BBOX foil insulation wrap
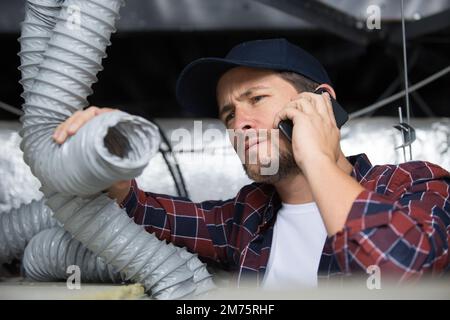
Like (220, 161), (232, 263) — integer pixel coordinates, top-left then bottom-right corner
(1, 117), (449, 212)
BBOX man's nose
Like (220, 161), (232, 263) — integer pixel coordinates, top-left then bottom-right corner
(233, 107), (255, 131)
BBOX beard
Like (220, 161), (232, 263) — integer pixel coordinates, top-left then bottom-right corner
(243, 145), (301, 184)
(229, 128), (301, 184)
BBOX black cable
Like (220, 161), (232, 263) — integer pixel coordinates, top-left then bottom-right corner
(160, 149), (185, 197)
(0, 101), (24, 116)
(150, 120), (189, 199)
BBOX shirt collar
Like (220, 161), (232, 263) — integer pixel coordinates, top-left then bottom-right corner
(260, 153), (373, 226)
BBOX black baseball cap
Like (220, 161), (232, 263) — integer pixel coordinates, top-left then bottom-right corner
(176, 38), (332, 117)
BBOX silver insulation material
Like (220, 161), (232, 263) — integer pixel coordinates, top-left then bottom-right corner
(3, 0), (447, 300)
(139, 119), (252, 201)
(17, 0), (214, 299)
(2, 117), (449, 209)
(140, 117), (450, 200)
(23, 227), (123, 283)
(340, 117), (450, 170)
(0, 199), (59, 264)
(0, 122), (43, 213)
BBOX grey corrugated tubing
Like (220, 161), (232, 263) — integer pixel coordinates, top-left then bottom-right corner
(0, 199), (59, 264)
(18, 0), (215, 299)
(22, 226), (213, 298)
(43, 192), (214, 299)
(22, 227), (123, 283)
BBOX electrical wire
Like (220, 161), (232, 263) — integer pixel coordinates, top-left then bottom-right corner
(401, 0), (413, 160)
(349, 65), (450, 119)
(0, 101), (24, 116)
(151, 120), (189, 199)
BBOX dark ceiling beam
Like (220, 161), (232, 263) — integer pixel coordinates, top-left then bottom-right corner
(388, 7), (450, 44)
(254, 0), (382, 45)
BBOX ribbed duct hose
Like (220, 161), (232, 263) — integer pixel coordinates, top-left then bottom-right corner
(23, 227), (123, 283)
(18, 0), (215, 299)
(18, 0), (64, 94)
(0, 199), (59, 264)
(43, 192), (215, 299)
(22, 227), (214, 299)
(19, 0), (158, 195)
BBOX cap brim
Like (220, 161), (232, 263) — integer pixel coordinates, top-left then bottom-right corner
(176, 58), (289, 117)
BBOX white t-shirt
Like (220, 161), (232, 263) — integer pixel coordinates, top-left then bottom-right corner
(262, 202), (327, 290)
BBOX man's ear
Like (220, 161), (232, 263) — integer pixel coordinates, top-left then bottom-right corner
(315, 84), (336, 100)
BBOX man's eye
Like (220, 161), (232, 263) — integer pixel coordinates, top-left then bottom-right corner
(251, 95), (266, 103)
(225, 111), (235, 123)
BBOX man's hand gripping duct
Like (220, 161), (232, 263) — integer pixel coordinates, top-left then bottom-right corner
(18, 0), (215, 299)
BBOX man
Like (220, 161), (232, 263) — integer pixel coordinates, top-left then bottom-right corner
(53, 39), (450, 289)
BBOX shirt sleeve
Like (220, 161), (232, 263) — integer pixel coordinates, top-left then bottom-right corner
(331, 175), (450, 280)
(119, 179), (236, 267)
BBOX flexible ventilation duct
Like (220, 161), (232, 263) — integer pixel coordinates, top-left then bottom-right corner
(43, 192), (215, 299)
(0, 199), (59, 264)
(23, 227), (123, 283)
(22, 227), (214, 298)
(18, 0), (214, 299)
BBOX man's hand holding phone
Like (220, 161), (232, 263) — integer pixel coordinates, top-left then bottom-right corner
(273, 90), (343, 170)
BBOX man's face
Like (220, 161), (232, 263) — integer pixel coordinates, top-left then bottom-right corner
(216, 66), (301, 183)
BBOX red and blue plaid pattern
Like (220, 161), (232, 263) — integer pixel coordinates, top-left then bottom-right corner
(120, 154), (450, 286)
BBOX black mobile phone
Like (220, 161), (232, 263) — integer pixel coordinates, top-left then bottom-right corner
(278, 88), (348, 142)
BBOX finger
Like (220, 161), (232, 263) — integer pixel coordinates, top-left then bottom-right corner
(295, 97), (316, 115)
(53, 122), (65, 141)
(94, 107), (117, 115)
(53, 123), (66, 144)
(53, 125), (68, 144)
(66, 107), (99, 135)
(284, 100), (302, 114)
(285, 96), (313, 113)
(53, 107), (117, 144)
(53, 110), (83, 144)
(273, 106), (303, 129)
(308, 91), (334, 125)
(67, 106), (118, 134)
(53, 113), (76, 140)
(297, 92), (328, 118)
(296, 92), (319, 102)
(310, 93), (332, 125)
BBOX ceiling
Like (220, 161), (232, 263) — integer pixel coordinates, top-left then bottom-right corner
(1, 0), (449, 121)
(1, 0), (449, 32)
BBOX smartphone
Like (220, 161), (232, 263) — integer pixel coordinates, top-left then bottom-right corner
(278, 88), (348, 142)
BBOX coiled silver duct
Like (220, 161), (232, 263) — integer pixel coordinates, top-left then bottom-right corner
(0, 198), (125, 284)
(22, 227), (214, 298)
(19, 0), (158, 195)
(23, 227), (123, 283)
(18, 0), (214, 299)
(0, 199), (59, 264)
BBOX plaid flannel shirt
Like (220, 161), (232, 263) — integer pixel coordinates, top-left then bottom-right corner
(120, 154), (450, 286)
